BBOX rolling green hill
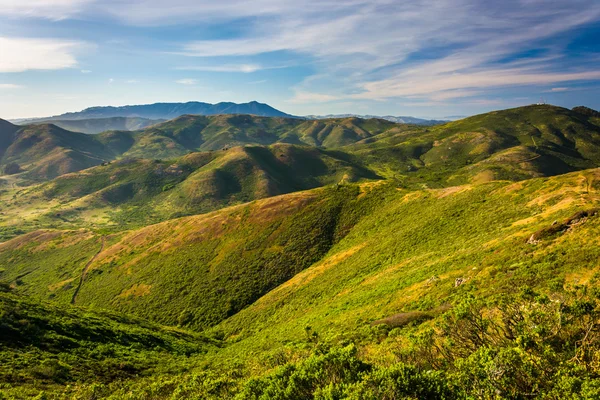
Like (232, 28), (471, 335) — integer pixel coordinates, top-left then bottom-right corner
(0, 144), (377, 237)
(2, 168), (600, 398)
(3, 167), (599, 329)
(0, 123), (114, 181)
(2, 105), (600, 398)
(0, 118), (19, 158)
(0, 115), (396, 182)
(347, 105), (600, 186)
(3, 105), (600, 186)
(97, 114), (398, 157)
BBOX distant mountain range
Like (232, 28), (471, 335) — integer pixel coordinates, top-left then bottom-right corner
(12, 101), (450, 130)
(12, 101), (295, 124)
(305, 114), (448, 125)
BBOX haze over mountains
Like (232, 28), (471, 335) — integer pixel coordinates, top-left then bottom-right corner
(25, 117), (163, 135)
(306, 114), (448, 125)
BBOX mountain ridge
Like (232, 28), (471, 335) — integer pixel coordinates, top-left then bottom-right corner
(13, 101), (296, 123)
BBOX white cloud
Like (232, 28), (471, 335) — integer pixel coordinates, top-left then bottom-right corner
(108, 78), (114, 83)
(354, 69), (600, 100)
(164, 0), (600, 103)
(175, 78), (199, 85)
(175, 64), (262, 73)
(287, 91), (338, 104)
(0, 83), (22, 89)
(80, 69), (92, 73)
(0, 0), (92, 20)
(97, 0), (370, 25)
(547, 87), (569, 92)
(126, 79), (140, 84)
(0, 37), (82, 73)
(429, 90), (482, 101)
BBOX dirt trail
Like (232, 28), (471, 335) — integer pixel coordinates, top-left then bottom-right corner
(71, 236), (105, 305)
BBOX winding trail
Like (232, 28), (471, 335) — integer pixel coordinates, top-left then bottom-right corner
(71, 236), (105, 305)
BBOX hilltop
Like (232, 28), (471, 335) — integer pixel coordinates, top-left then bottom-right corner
(347, 104), (600, 185)
(2, 105), (600, 230)
(0, 123), (112, 180)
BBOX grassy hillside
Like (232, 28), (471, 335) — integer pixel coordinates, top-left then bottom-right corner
(0, 118), (19, 159)
(3, 105), (600, 187)
(0, 124), (113, 181)
(0, 185), (374, 329)
(0, 115), (396, 183)
(99, 115), (398, 157)
(0, 144), (377, 238)
(0, 287), (215, 398)
(347, 105), (600, 186)
(2, 105), (600, 398)
(2, 168), (600, 398)
(2, 167), (599, 332)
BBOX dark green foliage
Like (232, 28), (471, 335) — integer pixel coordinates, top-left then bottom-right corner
(528, 208), (599, 242)
(237, 345), (371, 399)
(573, 106), (600, 118)
(3, 162), (21, 175)
(0, 291), (214, 393)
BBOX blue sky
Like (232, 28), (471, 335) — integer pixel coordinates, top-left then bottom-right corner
(0, 0), (599, 119)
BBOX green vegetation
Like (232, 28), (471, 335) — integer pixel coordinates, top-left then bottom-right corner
(1, 105), (600, 398)
(0, 144), (377, 237)
(346, 105), (600, 185)
(0, 287), (216, 398)
(0, 115), (395, 183)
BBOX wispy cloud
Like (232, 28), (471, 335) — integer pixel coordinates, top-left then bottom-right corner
(0, 37), (83, 73)
(0, 83), (22, 89)
(175, 78), (199, 85)
(354, 69), (600, 100)
(287, 91), (338, 104)
(0, 0), (92, 20)
(80, 69), (92, 74)
(160, 0), (600, 103)
(175, 64), (262, 73)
